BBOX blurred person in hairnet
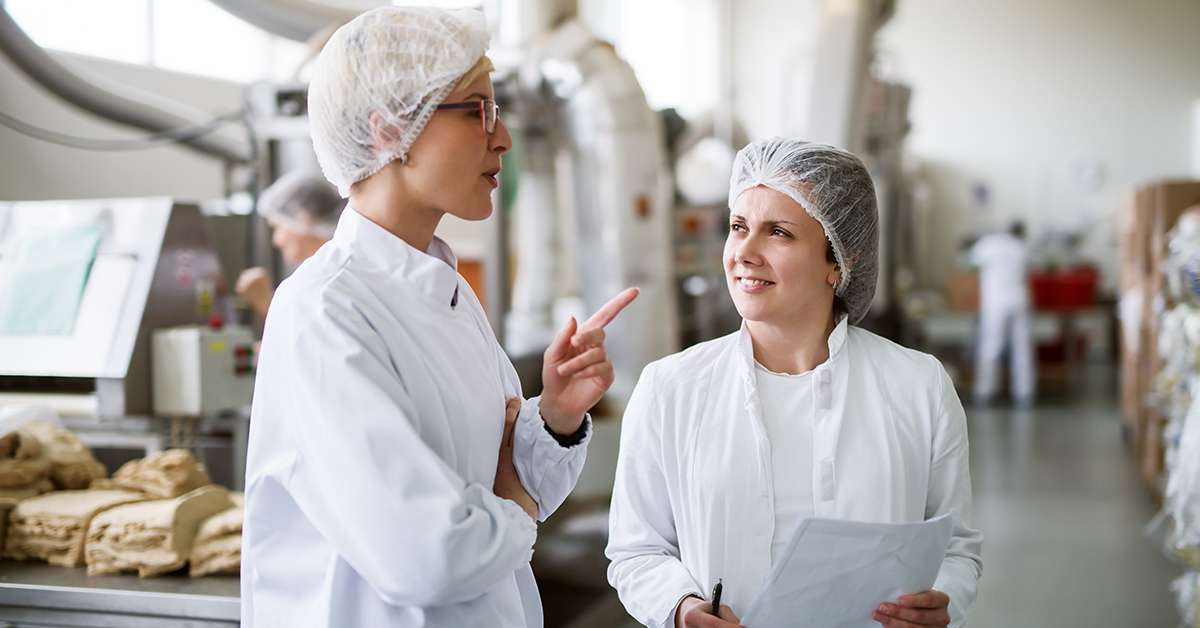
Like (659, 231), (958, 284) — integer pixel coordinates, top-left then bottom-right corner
(234, 170), (346, 319)
(240, 7), (638, 628)
(606, 138), (982, 628)
(969, 221), (1034, 408)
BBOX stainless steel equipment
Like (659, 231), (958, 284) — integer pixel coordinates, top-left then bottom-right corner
(499, 17), (679, 406)
(153, 325), (256, 417)
(0, 198), (234, 418)
(0, 562), (238, 628)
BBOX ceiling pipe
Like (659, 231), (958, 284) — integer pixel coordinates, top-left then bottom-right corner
(206, 0), (374, 42)
(0, 5), (252, 163)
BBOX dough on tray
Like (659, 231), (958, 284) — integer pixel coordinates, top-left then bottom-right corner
(0, 420), (106, 492)
(16, 421), (106, 490)
(0, 457), (51, 489)
(91, 449), (211, 499)
(189, 494), (243, 577)
(86, 485), (234, 578)
(4, 489), (149, 567)
(0, 478), (55, 502)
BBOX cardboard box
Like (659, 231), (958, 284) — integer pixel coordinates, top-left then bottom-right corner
(1118, 180), (1200, 499)
(945, 269), (979, 312)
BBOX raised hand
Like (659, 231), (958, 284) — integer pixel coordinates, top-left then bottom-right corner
(236, 267), (274, 318)
(539, 287), (639, 435)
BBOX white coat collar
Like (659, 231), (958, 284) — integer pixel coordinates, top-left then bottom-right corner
(737, 313), (850, 416)
(333, 206), (460, 309)
(736, 313), (850, 378)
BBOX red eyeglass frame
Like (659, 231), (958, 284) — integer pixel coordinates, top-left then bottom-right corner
(434, 99), (499, 135)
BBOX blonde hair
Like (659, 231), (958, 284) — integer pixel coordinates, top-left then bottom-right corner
(454, 55), (495, 92)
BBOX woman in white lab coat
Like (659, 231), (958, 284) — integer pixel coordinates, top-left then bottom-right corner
(606, 138), (982, 628)
(241, 7), (636, 628)
(234, 169), (346, 319)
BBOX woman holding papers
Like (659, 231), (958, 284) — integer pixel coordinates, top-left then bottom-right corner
(606, 138), (982, 628)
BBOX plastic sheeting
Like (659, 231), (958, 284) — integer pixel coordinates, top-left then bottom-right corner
(0, 222), (103, 336)
(1149, 209), (1200, 626)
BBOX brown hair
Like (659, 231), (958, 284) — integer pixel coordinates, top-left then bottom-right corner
(826, 239), (847, 317)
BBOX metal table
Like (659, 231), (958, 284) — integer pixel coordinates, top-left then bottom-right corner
(0, 563), (238, 628)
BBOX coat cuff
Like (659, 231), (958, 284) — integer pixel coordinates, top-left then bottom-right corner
(513, 396), (591, 521)
(515, 397), (593, 466)
(659, 590), (702, 628)
(544, 415), (591, 447)
(494, 493), (538, 565)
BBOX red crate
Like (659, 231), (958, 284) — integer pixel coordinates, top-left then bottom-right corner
(1029, 266), (1098, 310)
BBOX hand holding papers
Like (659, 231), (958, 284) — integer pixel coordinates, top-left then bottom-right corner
(740, 514), (954, 628)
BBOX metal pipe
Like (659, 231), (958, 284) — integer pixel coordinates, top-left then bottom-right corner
(0, 5), (252, 163)
(206, 0), (369, 42)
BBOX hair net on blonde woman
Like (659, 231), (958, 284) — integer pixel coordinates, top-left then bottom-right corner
(728, 137), (880, 324)
(308, 6), (491, 197)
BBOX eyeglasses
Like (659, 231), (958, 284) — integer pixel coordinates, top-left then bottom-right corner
(434, 99), (500, 135)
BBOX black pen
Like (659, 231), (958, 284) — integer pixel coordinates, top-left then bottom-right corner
(710, 578), (723, 616)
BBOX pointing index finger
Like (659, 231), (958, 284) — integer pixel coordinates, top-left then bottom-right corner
(580, 287), (639, 331)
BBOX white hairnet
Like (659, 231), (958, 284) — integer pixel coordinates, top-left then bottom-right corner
(257, 169), (346, 240)
(728, 137), (880, 324)
(308, 6), (491, 197)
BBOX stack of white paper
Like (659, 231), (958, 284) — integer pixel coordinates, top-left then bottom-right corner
(741, 513), (953, 628)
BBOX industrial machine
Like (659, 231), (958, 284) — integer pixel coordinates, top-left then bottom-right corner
(0, 199), (247, 626)
(499, 14), (679, 405)
(0, 198), (234, 419)
(152, 324), (256, 418)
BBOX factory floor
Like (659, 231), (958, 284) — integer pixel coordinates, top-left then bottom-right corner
(967, 366), (1181, 628)
(541, 365), (1182, 628)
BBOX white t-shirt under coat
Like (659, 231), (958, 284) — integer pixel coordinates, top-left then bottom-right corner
(754, 362), (816, 566)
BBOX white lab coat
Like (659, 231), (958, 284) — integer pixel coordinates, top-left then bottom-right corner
(970, 232), (1034, 402)
(242, 207), (590, 628)
(606, 317), (982, 628)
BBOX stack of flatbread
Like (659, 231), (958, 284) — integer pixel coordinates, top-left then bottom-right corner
(3, 489), (148, 567)
(0, 497), (18, 553)
(20, 421), (107, 490)
(0, 428), (52, 500)
(86, 485), (234, 577)
(189, 492), (243, 577)
(91, 449), (211, 498)
(0, 421), (105, 500)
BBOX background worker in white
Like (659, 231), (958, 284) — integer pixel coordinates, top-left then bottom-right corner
(241, 7), (637, 628)
(606, 138), (982, 628)
(235, 169), (346, 319)
(970, 221), (1035, 407)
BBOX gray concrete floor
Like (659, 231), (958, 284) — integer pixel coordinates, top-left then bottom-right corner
(966, 367), (1183, 628)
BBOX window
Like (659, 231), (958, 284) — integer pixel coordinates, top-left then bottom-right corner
(6, 0), (150, 65)
(580, 0), (719, 119)
(6, 0), (311, 83)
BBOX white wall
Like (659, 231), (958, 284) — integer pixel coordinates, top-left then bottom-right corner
(0, 51), (242, 202)
(876, 0), (1200, 292)
(730, 0), (820, 142)
(580, 0), (819, 139)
